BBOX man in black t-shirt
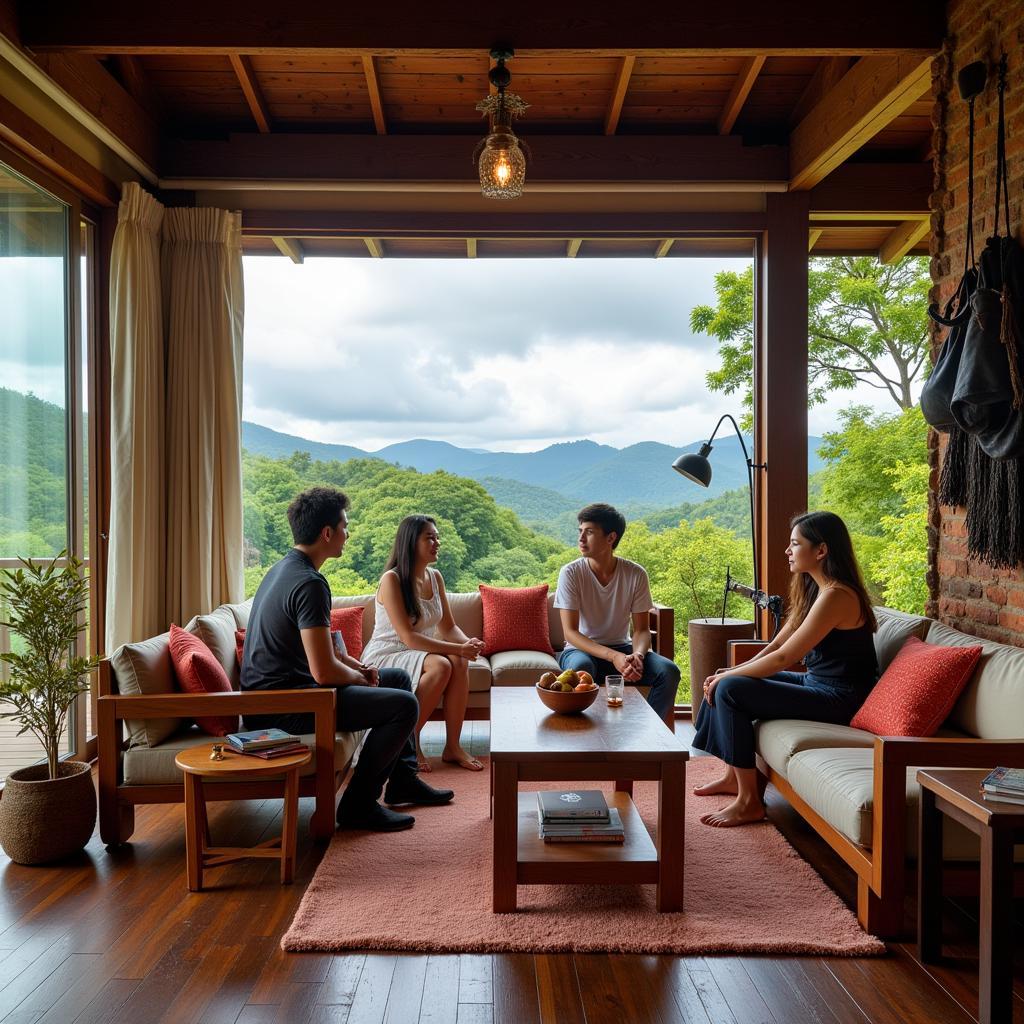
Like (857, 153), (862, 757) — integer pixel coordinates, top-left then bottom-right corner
(241, 487), (453, 832)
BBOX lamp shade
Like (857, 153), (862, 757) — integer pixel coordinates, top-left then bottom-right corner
(672, 449), (713, 487)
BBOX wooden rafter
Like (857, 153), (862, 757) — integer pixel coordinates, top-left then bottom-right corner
(808, 228), (822, 252)
(271, 236), (304, 263)
(566, 239), (583, 257)
(112, 55), (159, 114)
(809, 163), (931, 219)
(789, 56), (853, 126)
(878, 218), (930, 263)
(789, 52), (934, 190)
(603, 55), (635, 136)
(362, 54), (387, 134)
(654, 239), (674, 258)
(19, 3), (946, 54)
(466, 238), (476, 258)
(717, 55), (765, 135)
(228, 53), (271, 133)
(363, 237), (384, 258)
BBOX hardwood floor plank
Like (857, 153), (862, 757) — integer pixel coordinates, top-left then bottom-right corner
(346, 955), (397, 1024)
(418, 955), (459, 1024)
(382, 955), (427, 1024)
(1, 952), (101, 1024)
(318, 956), (366, 1007)
(65, 979), (141, 1024)
(457, 956), (491, 1005)
(739, 959), (836, 1024)
(575, 952), (633, 1022)
(534, 955), (585, 1024)
(492, 955), (539, 1024)
(196, 938), (281, 1024)
(686, 964), (740, 1024)
(609, 954), (681, 1024)
(660, 959), (713, 1024)
(766, 960), (866, 1024)
(704, 957), (776, 1024)
(0, 934), (77, 1020)
(455, 1006), (491, 1024)
(307, 1006), (351, 1024)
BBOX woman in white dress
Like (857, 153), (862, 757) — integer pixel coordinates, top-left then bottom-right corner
(361, 515), (485, 772)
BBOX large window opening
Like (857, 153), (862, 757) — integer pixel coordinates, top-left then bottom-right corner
(0, 160), (93, 780)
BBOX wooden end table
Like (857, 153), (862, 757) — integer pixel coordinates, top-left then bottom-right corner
(917, 769), (1024, 1024)
(490, 687), (688, 913)
(175, 743), (311, 891)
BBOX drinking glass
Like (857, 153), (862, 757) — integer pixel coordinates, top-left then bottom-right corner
(605, 674), (624, 707)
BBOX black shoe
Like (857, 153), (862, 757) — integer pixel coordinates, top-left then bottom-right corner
(336, 801), (415, 832)
(384, 775), (455, 807)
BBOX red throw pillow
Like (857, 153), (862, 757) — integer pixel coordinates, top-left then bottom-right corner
(167, 623), (239, 737)
(479, 583), (554, 657)
(234, 628), (246, 666)
(850, 635), (982, 737)
(330, 606), (365, 659)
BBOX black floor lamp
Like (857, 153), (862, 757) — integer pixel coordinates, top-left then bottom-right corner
(672, 412), (766, 626)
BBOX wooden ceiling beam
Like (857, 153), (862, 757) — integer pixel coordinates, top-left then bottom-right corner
(717, 55), (765, 135)
(603, 55), (634, 136)
(243, 210), (766, 237)
(808, 228), (822, 252)
(566, 238), (582, 257)
(654, 239), (674, 258)
(271, 236), (304, 263)
(362, 54), (387, 135)
(808, 162), (932, 218)
(112, 55), (160, 115)
(162, 133), (790, 188)
(364, 237), (384, 257)
(789, 51), (934, 190)
(878, 218), (930, 263)
(18, 2), (945, 54)
(229, 53), (272, 133)
(788, 57), (853, 126)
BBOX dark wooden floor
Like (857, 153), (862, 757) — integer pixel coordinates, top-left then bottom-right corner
(1, 721), (1022, 1024)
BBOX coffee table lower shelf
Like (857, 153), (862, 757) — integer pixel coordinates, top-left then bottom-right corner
(516, 791), (659, 885)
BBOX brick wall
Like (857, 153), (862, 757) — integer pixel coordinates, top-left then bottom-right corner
(927, 0), (1024, 638)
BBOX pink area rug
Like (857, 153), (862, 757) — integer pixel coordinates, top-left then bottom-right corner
(282, 756), (884, 955)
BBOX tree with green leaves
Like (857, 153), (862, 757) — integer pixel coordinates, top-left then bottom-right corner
(690, 256), (931, 429)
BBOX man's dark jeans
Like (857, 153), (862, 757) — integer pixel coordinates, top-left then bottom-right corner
(244, 667), (418, 809)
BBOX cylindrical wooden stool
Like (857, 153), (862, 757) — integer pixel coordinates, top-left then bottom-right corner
(687, 617), (755, 720)
(174, 743), (312, 891)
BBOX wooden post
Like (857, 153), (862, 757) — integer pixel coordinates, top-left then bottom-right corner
(755, 192), (809, 628)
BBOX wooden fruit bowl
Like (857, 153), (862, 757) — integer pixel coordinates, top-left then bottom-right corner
(535, 683), (599, 715)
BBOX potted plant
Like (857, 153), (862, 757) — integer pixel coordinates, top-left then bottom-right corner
(0, 553), (100, 864)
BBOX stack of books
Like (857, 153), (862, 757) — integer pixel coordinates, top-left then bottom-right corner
(226, 728), (306, 760)
(536, 789), (625, 843)
(980, 767), (1024, 805)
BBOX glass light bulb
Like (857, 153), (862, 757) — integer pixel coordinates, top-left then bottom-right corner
(494, 156), (511, 186)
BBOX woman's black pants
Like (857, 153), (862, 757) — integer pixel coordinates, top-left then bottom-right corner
(691, 671), (865, 769)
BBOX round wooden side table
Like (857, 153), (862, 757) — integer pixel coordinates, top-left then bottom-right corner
(174, 743), (312, 891)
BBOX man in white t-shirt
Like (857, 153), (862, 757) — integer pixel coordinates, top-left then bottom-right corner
(554, 503), (680, 723)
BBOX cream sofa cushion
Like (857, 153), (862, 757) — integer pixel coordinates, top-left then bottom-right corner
(926, 620), (1024, 739)
(110, 632), (179, 748)
(188, 605), (243, 689)
(123, 726), (364, 786)
(755, 720), (875, 779)
(783, 746), (1024, 861)
(447, 592), (483, 639)
(490, 649), (561, 686)
(873, 606), (930, 672)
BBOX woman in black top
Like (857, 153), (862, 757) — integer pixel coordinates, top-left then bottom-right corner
(692, 511), (878, 828)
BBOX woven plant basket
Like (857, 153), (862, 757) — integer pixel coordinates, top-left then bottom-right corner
(0, 761), (96, 864)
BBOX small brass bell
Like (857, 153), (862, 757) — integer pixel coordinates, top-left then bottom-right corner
(210, 744), (225, 761)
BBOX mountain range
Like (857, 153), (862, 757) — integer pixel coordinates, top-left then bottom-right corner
(242, 421), (826, 517)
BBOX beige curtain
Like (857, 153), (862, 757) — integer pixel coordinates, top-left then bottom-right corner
(106, 183), (166, 651)
(162, 207), (245, 626)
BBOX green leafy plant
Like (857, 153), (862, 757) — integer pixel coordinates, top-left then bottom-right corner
(0, 553), (99, 779)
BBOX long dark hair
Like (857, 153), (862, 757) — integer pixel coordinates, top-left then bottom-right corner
(787, 511), (876, 632)
(384, 515), (436, 625)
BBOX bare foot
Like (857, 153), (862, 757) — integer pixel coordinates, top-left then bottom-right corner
(693, 774), (738, 797)
(416, 746), (432, 773)
(700, 797), (767, 828)
(441, 746), (484, 771)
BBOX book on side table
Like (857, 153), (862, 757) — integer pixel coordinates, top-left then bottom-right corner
(535, 789), (625, 843)
(226, 728), (305, 758)
(981, 766), (1024, 805)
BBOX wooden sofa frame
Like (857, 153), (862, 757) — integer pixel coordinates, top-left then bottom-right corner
(98, 606), (675, 847)
(728, 640), (1024, 937)
(97, 661), (344, 846)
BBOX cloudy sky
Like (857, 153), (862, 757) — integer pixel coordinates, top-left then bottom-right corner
(243, 255), (900, 453)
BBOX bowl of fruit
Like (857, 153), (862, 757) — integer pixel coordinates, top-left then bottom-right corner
(535, 669), (599, 714)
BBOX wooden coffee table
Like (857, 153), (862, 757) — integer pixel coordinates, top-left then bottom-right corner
(490, 687), (688, 913)
(174, 743), (311, 891)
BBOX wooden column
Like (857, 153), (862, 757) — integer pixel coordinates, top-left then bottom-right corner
(755, 192), (809, 624)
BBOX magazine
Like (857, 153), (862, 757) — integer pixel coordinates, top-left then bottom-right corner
(227, 728), (299, 752)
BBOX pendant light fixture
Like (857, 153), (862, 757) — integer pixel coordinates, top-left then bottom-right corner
(474, 47), (529, 200)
